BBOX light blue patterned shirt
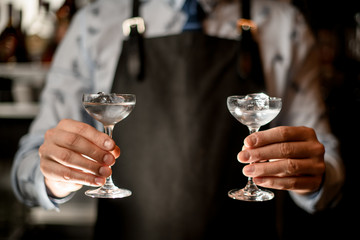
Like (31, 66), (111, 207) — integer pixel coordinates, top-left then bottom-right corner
(11, 0), (344, 213)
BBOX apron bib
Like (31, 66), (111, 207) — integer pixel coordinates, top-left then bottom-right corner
(94, 31), (277, 239)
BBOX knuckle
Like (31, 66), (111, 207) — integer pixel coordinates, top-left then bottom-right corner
(44, 128), (55, 140)
(285, 159), (299, 176)
(58, 118), (71, 128)
(278, 126), (291, 140)
(74, 121), (89, 135)
(250, 150), (261, 160)
(38, 144), (45, 156)
(57, 149), (72, 164)
(315, 161), (326, 175)
(64, 132), (81, 147)
(314, 142), (325, 156)
(266, 178), (276, 189)
(286, 178), (298, 190)
(280, 142), (293, 157)
(302, 126), (316, 139)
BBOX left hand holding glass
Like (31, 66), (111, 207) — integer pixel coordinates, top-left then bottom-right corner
(239, 126), (326, 195)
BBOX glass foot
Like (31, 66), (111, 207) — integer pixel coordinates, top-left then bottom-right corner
(228, 188), (274, 202)
(85, 186), (132, 199)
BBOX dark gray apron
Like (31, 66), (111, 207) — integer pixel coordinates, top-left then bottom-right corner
(94, 19), (278, 240)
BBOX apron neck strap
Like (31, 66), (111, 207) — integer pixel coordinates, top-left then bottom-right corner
(123, 0), (144, 81)
(241, 0), (251, 20)
(132, 0), (140, 17)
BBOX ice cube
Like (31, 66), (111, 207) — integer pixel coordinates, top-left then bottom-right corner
(109, 93), (125, 103)
(91, 92), (125, 104)
(92, 92), (110, 103)
(244, 93), (269, 111)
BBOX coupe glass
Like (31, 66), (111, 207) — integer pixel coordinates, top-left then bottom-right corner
(227, 93), (282, 201)
(82, 92), (136, 198)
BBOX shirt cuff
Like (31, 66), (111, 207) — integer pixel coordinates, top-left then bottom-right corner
(289, 159), (343, 214)
(33, 162), (60, 210)
(289, 188), (322, 214)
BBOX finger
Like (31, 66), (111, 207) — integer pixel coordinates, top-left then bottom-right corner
(253, 176), (322, 193)
(57, 119), (116, 151)
(41, 158), (106, 187)
(238, 141), (323, 163)
(44, 145), (113, 177)
(244, 126), (318, 148)
(46, 128), (116, 165)
(242, 159), (325, 178)
(111, 145), (121, 159)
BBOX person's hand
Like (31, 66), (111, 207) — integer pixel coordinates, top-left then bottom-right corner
(238, 126), (325, 195)
(39, 119), (120, 198)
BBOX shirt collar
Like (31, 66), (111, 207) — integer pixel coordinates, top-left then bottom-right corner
(165, 0), (218, 13)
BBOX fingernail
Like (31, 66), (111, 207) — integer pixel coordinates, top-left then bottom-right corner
(254, 178), (264, 185)
(103, 154), (113, 165)
(95, 177), (104, 185)
(99, 166), (110, 177)
(244, 165), (255, 175)
(104, 140), (113, 150)
(238, 150), (250, 162)
(245, 135), (256, 147)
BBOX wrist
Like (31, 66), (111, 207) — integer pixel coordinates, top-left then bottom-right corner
(44, 178), (80, 198)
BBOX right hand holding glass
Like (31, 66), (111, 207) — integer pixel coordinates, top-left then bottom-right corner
(39, 119), (120, 198)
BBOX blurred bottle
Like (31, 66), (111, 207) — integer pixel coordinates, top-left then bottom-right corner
(236, 0), (265, 93)
(55, 0), (77, 42)
(0, 3), (28, 63)
(41, 0), (78, 63)
(0, 3), (29, 102)
(25, 0), (56, 62)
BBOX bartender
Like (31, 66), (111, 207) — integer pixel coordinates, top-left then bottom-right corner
(12, 0), (344, 239)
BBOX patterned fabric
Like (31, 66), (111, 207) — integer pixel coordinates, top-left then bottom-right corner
(11, 0), (344, 213)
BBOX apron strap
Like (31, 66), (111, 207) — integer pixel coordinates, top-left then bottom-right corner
(236, 0), (266, 93)
(132, 0), (140, 17)
(123, 0), (264, 88)
(241, 0), (250, 19)
(123, 0), (145, 81)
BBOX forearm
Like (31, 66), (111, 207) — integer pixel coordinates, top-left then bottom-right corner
(11, 146), (57, 210)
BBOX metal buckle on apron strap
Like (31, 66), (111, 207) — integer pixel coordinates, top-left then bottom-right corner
(237, 18), (257, 33)
(122, 17), (146, 37)
(122, 0), (145, 81)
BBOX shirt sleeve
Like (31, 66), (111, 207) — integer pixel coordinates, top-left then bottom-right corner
(11, 144), (76, 211)
(289, 132), (344, 213)
(11, 146), (57, 210)
(276, 7), (345, 213)
(10, 8), (95, 210)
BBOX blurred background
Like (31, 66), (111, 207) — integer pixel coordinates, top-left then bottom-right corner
(0, 1), (96, 239)
(0, 0), (359, 239)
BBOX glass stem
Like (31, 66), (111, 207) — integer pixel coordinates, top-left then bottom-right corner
(248, 127), (259, 135)
(246, 126), (260, 194)
(104, 125), (114, 138)
(103, 125), (115, 190)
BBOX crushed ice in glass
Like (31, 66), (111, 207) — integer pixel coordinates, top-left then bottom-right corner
(242, 93), (270, 111)
(91, 92), (125, 103)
